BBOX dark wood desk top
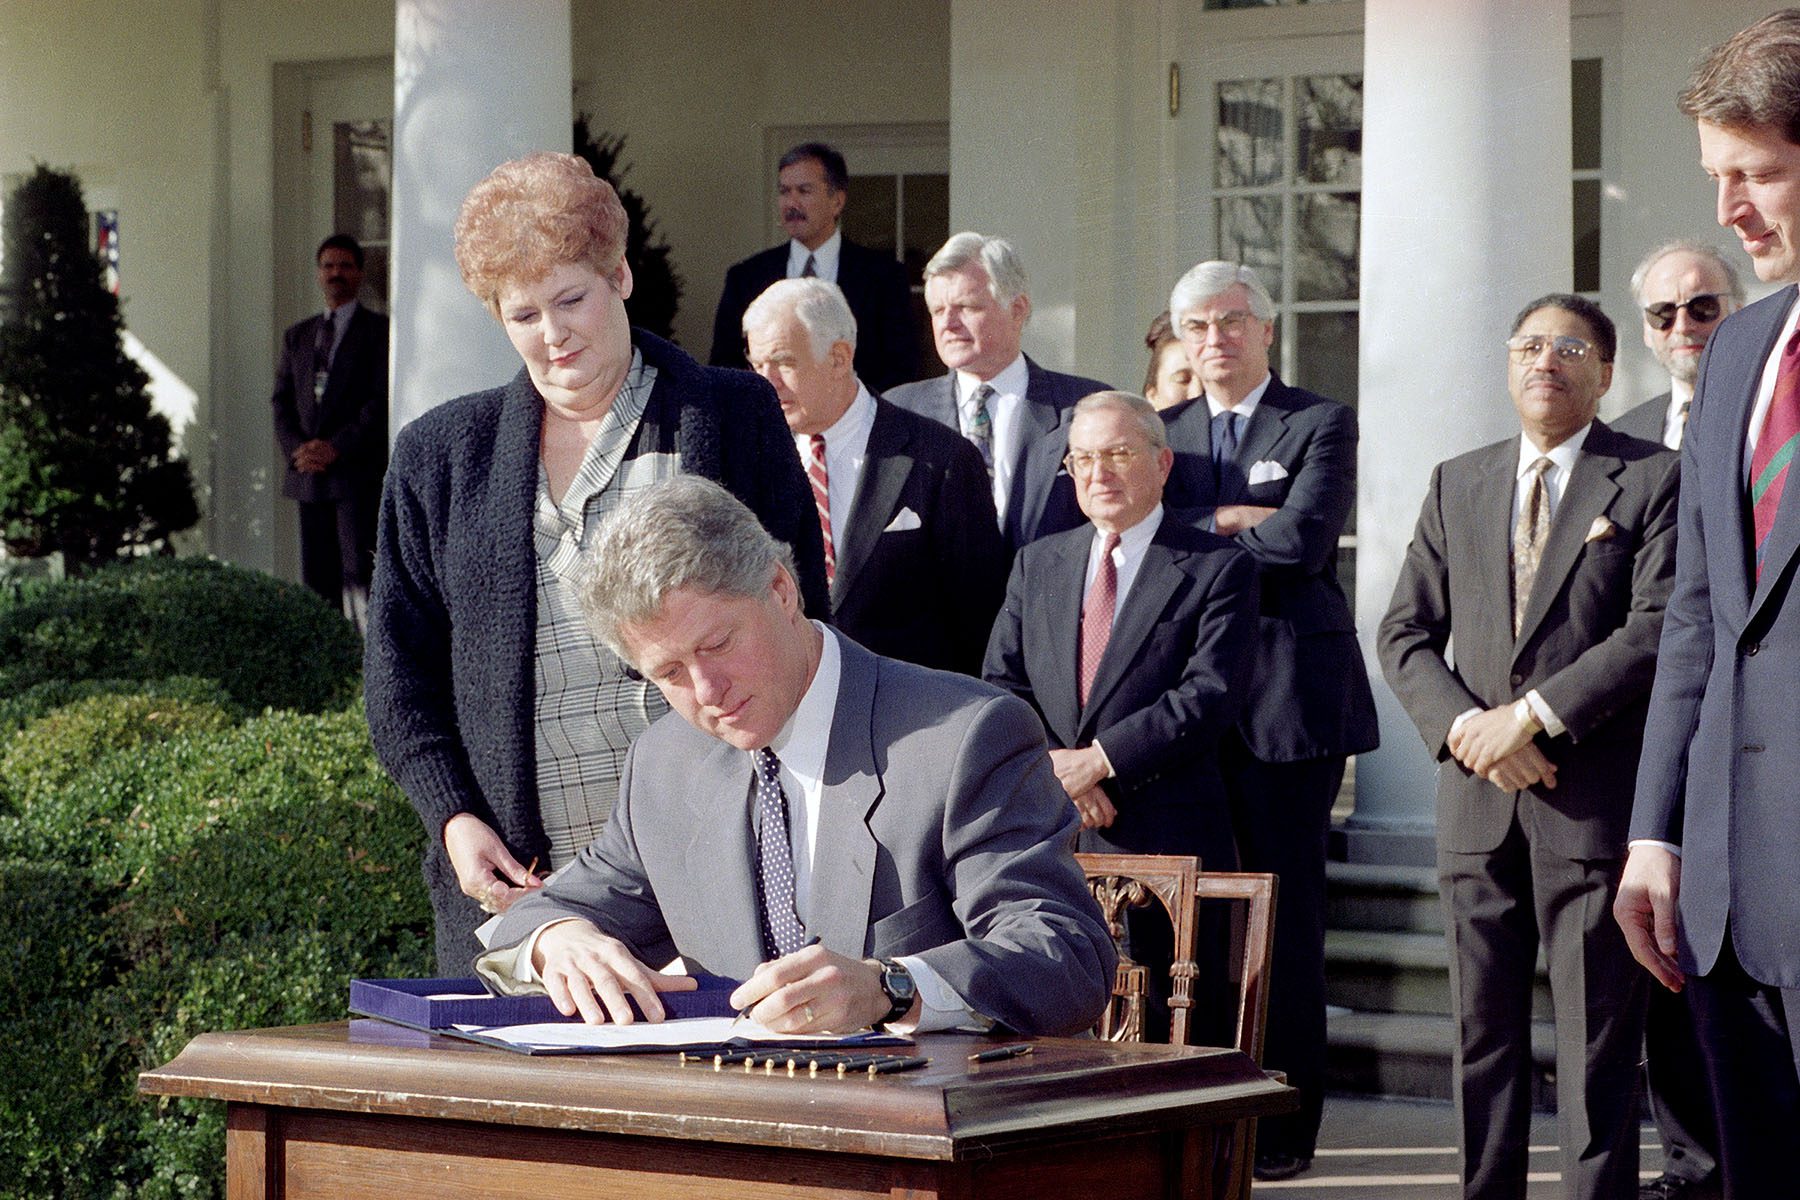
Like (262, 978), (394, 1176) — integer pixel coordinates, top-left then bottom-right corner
(140, 1021), (1294, 1162)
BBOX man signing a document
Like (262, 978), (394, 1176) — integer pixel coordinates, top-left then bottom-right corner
(480, 476), (1115, 1038)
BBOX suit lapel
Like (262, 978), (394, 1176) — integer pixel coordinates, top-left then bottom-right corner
(1512, 432), (1623, 654)
(1467, 444), (1519, 658)
(807, 638), (883, 956)
(832, 402), (911, 606)
(1227, 385), (1292, 504)
(1741, 289), (1800, 624)
(1023, 536), (1087, 741)
(1079, 533), (1182, 730)
(681, 736), (765, 962)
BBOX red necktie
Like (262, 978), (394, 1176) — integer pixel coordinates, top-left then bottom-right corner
(1750, 329), (1800, 578)
(808, 434), (835, 586)
(1078, 532), (1120, 706)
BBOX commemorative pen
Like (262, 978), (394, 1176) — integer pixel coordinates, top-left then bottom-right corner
(968, 1043), (1033, 1064)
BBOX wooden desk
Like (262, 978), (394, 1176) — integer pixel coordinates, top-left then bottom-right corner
(141, 1021), (1294, 1199)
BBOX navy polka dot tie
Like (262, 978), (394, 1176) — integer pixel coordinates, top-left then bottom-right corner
(754, 748), (806, 958)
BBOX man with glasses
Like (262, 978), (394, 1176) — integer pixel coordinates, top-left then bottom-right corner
(1154, 260), (1377, 1182)
(1616, 242), (1745, 453)
(1380, 294), (1678, 1200)
(984, 389), (1256, 1039)
(1614, 241), (1739, 1200)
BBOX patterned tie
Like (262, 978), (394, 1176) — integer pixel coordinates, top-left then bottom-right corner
(753, 748), (806, 959)
(807, 434), (835, 587)
(1078, 532), (1120, 707)
(1512, 456), (1554, 637)
(1749, 329), (1800, 578)
(967, 383), (996, 476)
(801, 253), (817, 278)
(1212, 410), (1241, 493)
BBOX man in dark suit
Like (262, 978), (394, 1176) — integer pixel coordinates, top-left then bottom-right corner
(1381, 294), (1679, 1200)
(1148, 260), (1376, 1181)
(709, 142), (918, 391)
(887, 232), (1110, 554)
(479, 476), (1115, 1038)
(741, 277), (1004, 675)
(1615, 240), (1740, 1200)
(983, 391), (1257, 1038)
(1617, 16), (1800, 1195)
(1615, 241), (1742, 455)
(271, 233), (388, 625)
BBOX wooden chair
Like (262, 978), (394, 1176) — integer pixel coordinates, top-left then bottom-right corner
(1077, 855), (1279, 1200)
(1075, 853), (1199, 1045)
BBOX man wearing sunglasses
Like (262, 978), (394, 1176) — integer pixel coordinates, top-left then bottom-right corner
(1612, 241), (1740, 1200)
(1616, 242), (1744, 454)
(1381, 294), (1678, 1200)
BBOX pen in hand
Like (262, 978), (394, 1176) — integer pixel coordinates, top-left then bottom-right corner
(736, 934), (823, 1023)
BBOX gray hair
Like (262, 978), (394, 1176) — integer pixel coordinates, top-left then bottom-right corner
(1628, 240), (1747, 308)
(1168, 261), (1276, 322)
(742, 277), (858, 359)
(923, 231), (1030, 308)
(1072, 390), (1168, 450)
(577, 476), (797, 661)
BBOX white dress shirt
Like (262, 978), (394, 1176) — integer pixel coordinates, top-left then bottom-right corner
(786, 228), (842, 283)
(956, 353), (1031, 521)
(1205, 372), (1271, 424)
(1656, 380), (1695, 451)
(794, 383), (877, 553)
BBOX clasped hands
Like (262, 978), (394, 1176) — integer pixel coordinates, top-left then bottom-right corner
(1049, 745), (1115, 829)
(291, 438), (340, 473)
(1446, 704), (1557, 792)
(533, 923), (898, 1032)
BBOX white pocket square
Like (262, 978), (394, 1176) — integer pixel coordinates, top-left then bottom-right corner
(1246, 459), (1290, 486)
(1584, 516), (1616, 543)
(884, 507), (922, 533)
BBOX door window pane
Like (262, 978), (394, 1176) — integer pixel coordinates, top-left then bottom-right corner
(1296, 192), (1359, 301)
(1572, 58), (1602, 172)
(1218, 195), (1285, 298)
(1573, 178), (1601, 293)
(1217, 79), (1284, 188)
(1298, 75), (1362, 186)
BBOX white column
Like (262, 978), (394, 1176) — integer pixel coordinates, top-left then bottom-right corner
(1349, 0), (1573, 861)
(390, 0), (571, 437)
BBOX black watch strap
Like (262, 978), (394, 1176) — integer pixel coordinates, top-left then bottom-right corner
(877, 958), (916, 1026)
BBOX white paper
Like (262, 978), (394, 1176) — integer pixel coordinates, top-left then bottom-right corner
(453, 1015), (869, 1052)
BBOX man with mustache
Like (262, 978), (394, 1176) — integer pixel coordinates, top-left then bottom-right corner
(1381, 294), (1678, 1200)
(710, 142), (919, 391)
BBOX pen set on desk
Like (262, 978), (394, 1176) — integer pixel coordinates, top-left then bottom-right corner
(680, 1049), (928, 1077)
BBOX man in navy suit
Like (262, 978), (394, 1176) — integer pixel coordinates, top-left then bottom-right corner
(709, 143), (918, 391)
(271, 233), (388, 625)
(886, 232), (1110, 554)
(1618, 14), (1800, 1195)
(983, 390), (1257, 1039)
(741, 277), (1004, 676)
(1150, 261), (1377, 1181)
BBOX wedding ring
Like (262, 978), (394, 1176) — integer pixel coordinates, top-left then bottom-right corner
(803, 1003), (816, 1025)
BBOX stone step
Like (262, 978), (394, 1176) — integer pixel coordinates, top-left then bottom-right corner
(1325, 929), (1553, 1021)
(1326, 1009), (1556, 1106)
(1327, 860), (1442, 935)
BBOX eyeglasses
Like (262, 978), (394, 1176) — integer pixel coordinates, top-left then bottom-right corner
(1643, 293), (1726, 331)
(1505, 334), (1604, 365)
(1063, 445), (1145, 475)
(1177, 311), (1255, 340)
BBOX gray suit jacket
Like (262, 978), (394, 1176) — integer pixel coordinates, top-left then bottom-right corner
(490, 633), (1116, 1036)
(1614, 391), (1674, 447)
(1379, 420), (1679, 856)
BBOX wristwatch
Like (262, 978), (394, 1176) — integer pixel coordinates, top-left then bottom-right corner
(876, 958), (917, 1026)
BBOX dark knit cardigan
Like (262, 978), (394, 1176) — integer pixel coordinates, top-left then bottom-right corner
(364, 331), (828, 967)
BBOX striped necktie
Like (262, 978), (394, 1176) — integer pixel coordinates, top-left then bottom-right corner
(1749, 329), (1800, 578)
(807, 434), (835, 586)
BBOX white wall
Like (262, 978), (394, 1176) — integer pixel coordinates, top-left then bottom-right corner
(573, 0), (950, 358)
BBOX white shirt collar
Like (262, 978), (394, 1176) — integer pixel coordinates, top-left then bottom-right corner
(806, 381), (877, 448)
(1086, 504), (1164, 603)
(765, 621), (840, 781)
(1517, 419), (1592, 477)
(1207, 372), (1271, 421)
(788, 228), (843, 282)
(956, 353), (1028, 405)
(324, 298), (359, 323)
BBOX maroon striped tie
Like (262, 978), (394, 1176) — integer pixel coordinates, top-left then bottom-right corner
(1750, 329), (1800, 578)
(808, 434), (835, 586)
(1078, 532), (1120, 706)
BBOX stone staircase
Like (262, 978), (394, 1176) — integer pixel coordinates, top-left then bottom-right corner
(1323, 861), (1557, 1107)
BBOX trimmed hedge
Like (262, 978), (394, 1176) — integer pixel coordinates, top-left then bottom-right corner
(0, 704), (432, 1198)
(0, 557), (362, 714)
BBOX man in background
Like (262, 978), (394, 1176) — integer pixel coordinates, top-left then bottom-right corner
(1615, 241), (1743, 453)
(742, 277), (1003, 675)
(271, 233), (388, 628)
(709, 142), (918, 391)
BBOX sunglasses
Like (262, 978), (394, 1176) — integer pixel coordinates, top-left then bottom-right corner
(1643, 294), (1726, 332)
